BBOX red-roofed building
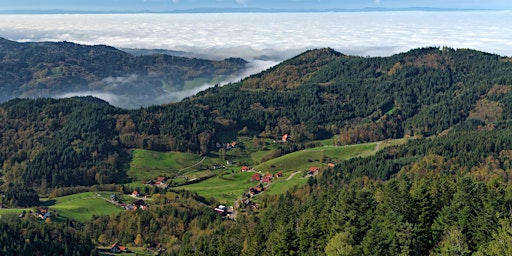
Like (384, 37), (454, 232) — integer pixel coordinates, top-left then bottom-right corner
(328, 163), (336, 168)
(251, 173), (261, 181)
(309, 167), (320, 174)
(110, 242), (127, 253)
(262, 177), (271, 183)
(282, 134), (289, 142)
(132, 190), (139, 197)
(241, 166), (251, 172)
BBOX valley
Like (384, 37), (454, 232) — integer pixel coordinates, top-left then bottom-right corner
(2, 41), (512, 254)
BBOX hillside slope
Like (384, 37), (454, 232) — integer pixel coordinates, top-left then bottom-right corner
(2, 46), (512, 191)
(0, 37), (247, 108)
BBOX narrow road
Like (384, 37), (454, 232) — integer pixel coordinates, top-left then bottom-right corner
(286, 171), (301, 181)
(179, 156), (206, 172)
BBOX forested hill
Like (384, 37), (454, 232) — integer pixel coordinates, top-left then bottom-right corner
(0, 37), (247, 108)
(190, 47), (512, 142)
(2, 47), (512, 192)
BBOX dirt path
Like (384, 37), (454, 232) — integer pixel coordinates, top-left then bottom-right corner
(374, 142), (382, 152)
(286, 171), (301, 181)
(179, 156), (206, 172)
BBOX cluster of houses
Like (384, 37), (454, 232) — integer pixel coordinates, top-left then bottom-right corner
(110, 192), (149, 211)
(250, 172), (283, 184)
(143, 176), (168, 188)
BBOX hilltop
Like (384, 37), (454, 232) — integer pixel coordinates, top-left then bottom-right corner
(0, 37), (247, 108)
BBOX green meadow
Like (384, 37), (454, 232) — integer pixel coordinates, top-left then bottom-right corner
(128, 149), (203, 181)
(266, 173), (308, 195)
(176, 171), (259, 204)
(171, 138), (408, 204)
(42, 192), (123, 222)
(254, 142), (378, 175)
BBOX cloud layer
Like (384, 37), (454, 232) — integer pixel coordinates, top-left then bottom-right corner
(1, 12), (511, 60)
(1, 12), (511, 106)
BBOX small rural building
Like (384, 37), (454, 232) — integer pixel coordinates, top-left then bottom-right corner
(309, 167), (320, 175)
(251, 173), (261, 181)
(131, 191), (139, 197)
(282, 134), (289, 142)
(328, 163), (336, 168)
(133, 199), (146, 208)
(241, 166), (251, 172)
(214, 205), (227, 215)
(276, 172), (283, 177)
(110, 242), (127, 253)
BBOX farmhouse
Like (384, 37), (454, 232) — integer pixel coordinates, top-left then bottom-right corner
(249, 186), (263, 197)
(309, 167), (320, 175)
(132, 199), (148, 210)
(213, 164), (225, 170)
(226, 141), (238, 149)
(251, 173), (261, 181)
(110, 242), (127, 253)
(241, 166), (251, 172)
(262, 173), (273, 183)
(37, 207), (51, 220)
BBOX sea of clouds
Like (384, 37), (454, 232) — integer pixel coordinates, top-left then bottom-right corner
(1, 11), (511, 107)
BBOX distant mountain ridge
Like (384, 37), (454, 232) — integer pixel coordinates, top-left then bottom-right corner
(0, 37), (247, 108)
(0, 7), (489, 14)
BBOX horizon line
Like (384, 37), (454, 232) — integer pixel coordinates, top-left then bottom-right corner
(0, 7), (507, 15)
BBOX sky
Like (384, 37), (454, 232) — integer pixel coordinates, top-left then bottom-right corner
(1, 0), (512, 12)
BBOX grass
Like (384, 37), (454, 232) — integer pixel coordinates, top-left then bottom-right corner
(253, 142), (376, 175)
(128, 149), (203, 181)
(41, 192), (123, 222)
(174, 138), (408, 203)
(266, 173), (308, 195)
(176, 171), (258, 204)
(0, 208), (31, 216)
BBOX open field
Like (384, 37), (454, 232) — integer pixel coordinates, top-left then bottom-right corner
(174, 138), (408, 202)
(266, 173), (308, 195)
(176, 171), (258, 203)
(0, 208), (31, 216)
(128, 149), (203, 181)
(254, 142), (376, 175)
(41, 192), (123, 222)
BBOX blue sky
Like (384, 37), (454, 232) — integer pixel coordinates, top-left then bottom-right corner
(1, 0), (511, 12)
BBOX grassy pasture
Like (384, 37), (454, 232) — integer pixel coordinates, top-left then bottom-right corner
(128, 149), (203, 181)
(176, 171), (258, 204)
(41, 192), (122, 222)
(254, 142), (377, 175)
(174, 138), (408, 202)
(266, 173), (308, 195)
